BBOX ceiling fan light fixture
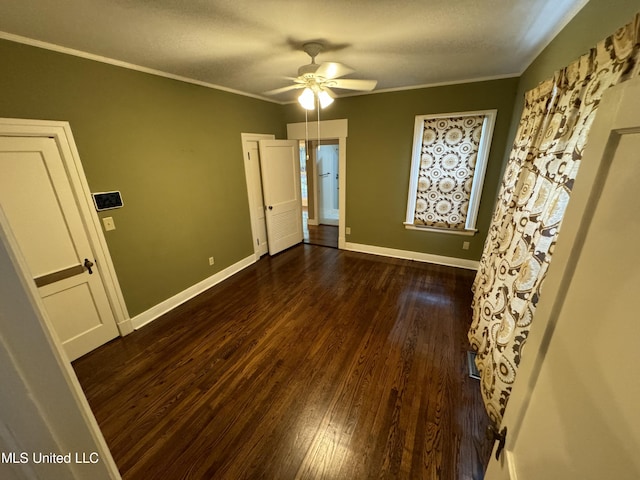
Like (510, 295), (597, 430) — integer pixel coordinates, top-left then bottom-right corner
(318, 89), (334, 108)
(298, 87), (315, 110)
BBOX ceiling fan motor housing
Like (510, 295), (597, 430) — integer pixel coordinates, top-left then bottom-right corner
(298, 42), (325, 78)
(298, 63), (321, 77)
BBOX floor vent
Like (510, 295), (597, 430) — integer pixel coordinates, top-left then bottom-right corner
(467, 351), (480, 380)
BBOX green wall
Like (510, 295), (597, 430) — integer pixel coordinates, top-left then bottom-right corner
(281, 0), (638, 264)
(505, 0), (640, 165)
(1, 0), (635, 317)
(0, 40), (284, 316)
(284, 78), (519, 261)
(520, 0), (639, 94)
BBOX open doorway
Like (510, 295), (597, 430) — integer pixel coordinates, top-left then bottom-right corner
(287, 118), (348, 250)
(301, 139), (339, 248)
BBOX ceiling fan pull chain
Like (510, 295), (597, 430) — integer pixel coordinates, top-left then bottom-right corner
(317, 98), (321, 152)
(305, 109), (309, 161)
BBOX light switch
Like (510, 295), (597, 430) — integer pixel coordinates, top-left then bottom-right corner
(103, 217), (116, 231)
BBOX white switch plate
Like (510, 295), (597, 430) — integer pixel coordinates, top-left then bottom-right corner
(346, 227), (351, 235)
(462, 241), (470, 250)
(209, 257), (215, 266)
(102, 217), (115, 231)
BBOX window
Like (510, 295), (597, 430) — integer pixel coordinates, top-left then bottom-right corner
(405, 110), (496, 234)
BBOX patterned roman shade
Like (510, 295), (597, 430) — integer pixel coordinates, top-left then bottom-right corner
(413, 115), (486, 230)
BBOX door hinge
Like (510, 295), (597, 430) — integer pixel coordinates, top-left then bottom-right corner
(248, 152), (251, 160)
(487, 425), (507, 460)
(256, 238), (259, 246)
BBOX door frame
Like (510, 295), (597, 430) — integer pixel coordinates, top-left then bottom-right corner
(241, 132), (275, 261)
(0, 118), (132, 336)
(287, 119), (348, 249)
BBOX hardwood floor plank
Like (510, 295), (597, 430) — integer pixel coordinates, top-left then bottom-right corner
(304, 224), (339, 249)
(73, 245), (492, 479)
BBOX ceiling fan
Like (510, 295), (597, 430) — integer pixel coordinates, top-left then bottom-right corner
(265, 42), (377, 109)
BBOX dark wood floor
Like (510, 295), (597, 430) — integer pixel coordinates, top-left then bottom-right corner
(304, 224), (338, 248)
(73, 245), (492, 480)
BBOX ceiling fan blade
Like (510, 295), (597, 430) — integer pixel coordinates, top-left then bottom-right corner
(322, 87), (336, 98)
(329, 78), (378, 91)
(315, 62), (355, 80)
(264, 84), (305, 95)
(284, 76), (307, 84)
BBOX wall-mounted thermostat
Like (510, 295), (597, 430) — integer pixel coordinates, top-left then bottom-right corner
(92, 191), (124, 211)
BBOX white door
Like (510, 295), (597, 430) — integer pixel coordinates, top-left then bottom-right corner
(258, 139), (303, 256)
(241, 134), (273, 258)
(0, 136), (119, 361)
(317, 144), (339, 226)
(485, 78), (640, 479)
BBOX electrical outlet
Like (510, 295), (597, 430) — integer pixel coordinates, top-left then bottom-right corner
(462, 241), (470, 250)
(346, 227), (351, 235)
(208, 257), (215, 266)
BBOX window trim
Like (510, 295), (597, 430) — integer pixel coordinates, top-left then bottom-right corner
(404, 109), (497, 233)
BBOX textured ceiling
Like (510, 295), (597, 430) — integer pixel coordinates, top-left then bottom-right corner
(0, 0), (588, 102)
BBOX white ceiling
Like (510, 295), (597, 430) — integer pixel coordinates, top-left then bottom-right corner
(0, 0), (588, 103)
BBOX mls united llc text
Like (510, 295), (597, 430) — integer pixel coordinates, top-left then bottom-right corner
(1, 451), (100, 464)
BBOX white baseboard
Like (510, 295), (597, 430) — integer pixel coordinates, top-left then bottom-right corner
(116, 318), (134, 336)
(344, 242), (479, 270)
(506, 451), (519, 480)
(131, 254), (256, 330)
(130, 245), (475, 331)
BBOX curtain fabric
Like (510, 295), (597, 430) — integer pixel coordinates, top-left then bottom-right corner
(415, 115), (485, 229)
(469, 14), (640, 426)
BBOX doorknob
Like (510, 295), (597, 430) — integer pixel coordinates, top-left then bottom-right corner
(319, 172), (330, 177)
(84, 258), (94, 274)
(268, 206), (273, 210)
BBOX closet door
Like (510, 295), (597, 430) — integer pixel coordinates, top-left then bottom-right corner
(0, 136), (119, 361)
(258, 140), (302, 255)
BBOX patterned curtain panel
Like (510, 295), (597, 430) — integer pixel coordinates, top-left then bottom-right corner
(414, 115), (485, 229)
(469, 14), (640, 427)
